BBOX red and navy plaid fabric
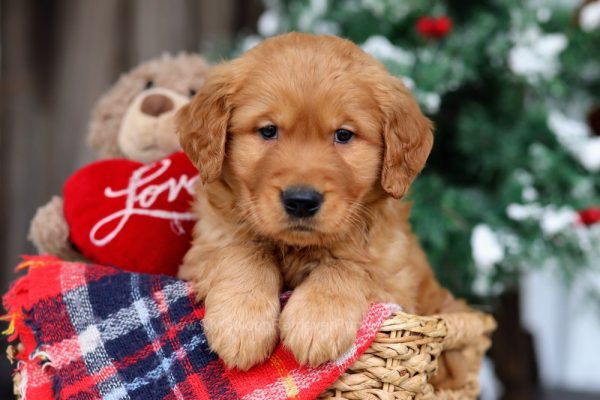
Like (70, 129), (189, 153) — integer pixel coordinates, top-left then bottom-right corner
(3, 256), (399, 400)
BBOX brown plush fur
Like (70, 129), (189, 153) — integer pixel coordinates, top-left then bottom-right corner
(89, 53), (209, 159)
(177, 33), (467, 385)
(29, 53), (210, 260)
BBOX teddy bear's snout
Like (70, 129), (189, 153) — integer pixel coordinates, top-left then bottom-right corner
(141, 94), (174, 117)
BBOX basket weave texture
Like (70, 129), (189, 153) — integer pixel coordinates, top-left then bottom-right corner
(321, 310), (496, 400)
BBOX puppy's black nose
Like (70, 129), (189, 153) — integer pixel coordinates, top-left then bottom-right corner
(281, 187), (323, 218)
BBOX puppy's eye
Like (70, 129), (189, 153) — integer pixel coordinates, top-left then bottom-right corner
(144, 80), (154, 90)
(189, 88), (197, 97)
(334, 129), (354, 144)
(259, 125), (278, 140)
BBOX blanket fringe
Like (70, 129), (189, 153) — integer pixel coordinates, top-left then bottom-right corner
(1, 313), (20, 336)
(15, 255), (59, 272)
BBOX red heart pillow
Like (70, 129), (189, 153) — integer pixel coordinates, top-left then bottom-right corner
(64, 152), (198, 276)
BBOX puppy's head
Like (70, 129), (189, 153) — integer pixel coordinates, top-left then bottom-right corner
(177, 33), (432, 246)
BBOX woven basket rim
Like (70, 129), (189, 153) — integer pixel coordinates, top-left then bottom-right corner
(321, 308), (496, 399)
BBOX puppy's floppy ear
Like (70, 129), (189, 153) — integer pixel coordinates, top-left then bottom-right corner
(379, 76), (434, 198)
(176, 63), (240, 184)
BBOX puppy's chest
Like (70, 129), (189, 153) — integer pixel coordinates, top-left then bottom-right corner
(275, 228), (407, 290)
(276, 247), (332, 289)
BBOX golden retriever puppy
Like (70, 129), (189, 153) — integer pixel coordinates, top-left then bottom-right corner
(176, 33), (465, 375)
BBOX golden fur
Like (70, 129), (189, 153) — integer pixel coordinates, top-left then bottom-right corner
(176, 33), (466, 386)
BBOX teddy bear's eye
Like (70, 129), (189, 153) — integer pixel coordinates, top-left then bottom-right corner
(189, 89), (197, 97)
(144, 80), (154, 90)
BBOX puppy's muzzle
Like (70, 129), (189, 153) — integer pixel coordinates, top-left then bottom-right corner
(281, 186), (323, 218)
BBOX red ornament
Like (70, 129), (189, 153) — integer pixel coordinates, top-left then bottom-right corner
(416, 16), (453, 39)
(578, 207), (600, 226)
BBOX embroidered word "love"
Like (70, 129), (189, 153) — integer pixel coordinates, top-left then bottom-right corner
(90, 159), (198, 246)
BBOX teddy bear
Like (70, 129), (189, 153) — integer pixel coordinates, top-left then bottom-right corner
(28, 52), (210, 261)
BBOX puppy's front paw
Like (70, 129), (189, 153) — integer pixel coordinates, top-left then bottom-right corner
(279, 290), (366, 366)
(203, 292), (280, 370)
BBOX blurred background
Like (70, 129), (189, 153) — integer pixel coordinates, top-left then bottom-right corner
(1, 0), (599, 399)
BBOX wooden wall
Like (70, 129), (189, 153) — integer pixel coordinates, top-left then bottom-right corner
(0, 0), (261, 395)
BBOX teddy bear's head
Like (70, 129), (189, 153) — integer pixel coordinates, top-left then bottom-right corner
(88, 53), (209, 163)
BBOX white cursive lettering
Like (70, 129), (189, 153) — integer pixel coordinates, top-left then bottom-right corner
(90, 159), (198, 246)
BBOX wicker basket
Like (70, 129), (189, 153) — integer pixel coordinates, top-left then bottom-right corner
(8, 310), (494, 400)
(321, 310), (496, 399)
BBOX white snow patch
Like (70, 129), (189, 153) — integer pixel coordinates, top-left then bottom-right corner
(508, 27), (567, 82)
(471, 224), (505, 272)
(362, 35), (415, 66)
(581, 1), (600, 32)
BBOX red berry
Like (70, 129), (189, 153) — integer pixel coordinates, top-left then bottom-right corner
(416, 16), (452, 39)
(433, 17), (452, 38)
(416, 17), (435, 37)
(578, 207), (600, 225)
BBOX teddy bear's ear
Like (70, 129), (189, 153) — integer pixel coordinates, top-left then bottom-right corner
(176, 62), (241, 184)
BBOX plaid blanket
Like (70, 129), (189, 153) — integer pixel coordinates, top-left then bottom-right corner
(3, 256), (398, 400)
